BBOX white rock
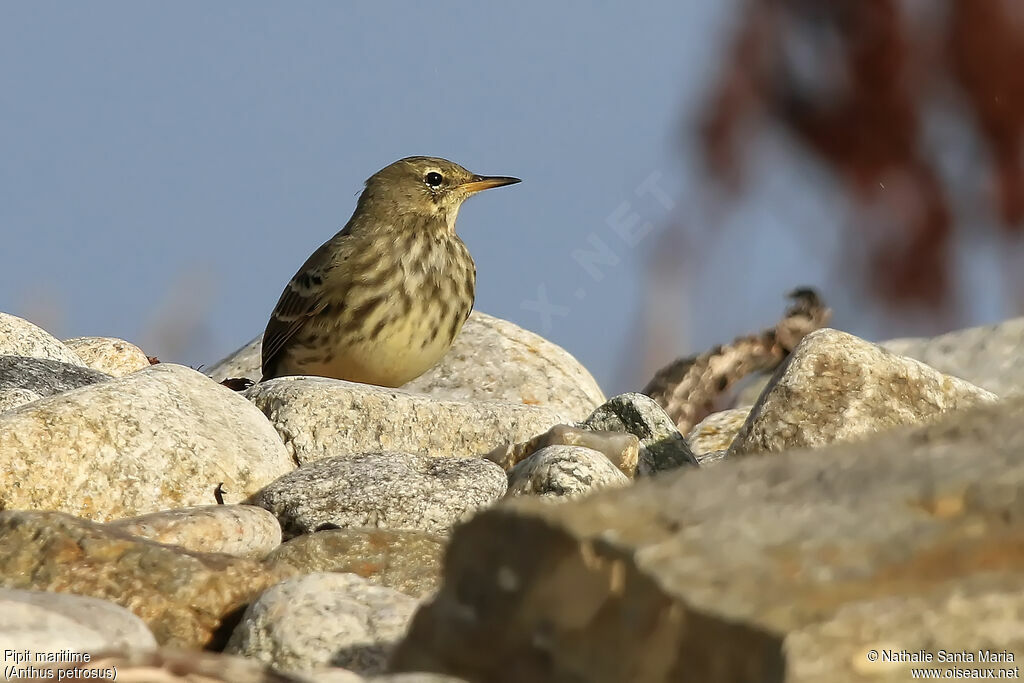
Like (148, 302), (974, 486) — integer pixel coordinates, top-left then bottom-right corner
(225, 572), (417, 675)
(730, 328), (1000, 456)
(246, 377), (571, 464)
(64, 336), (151, 376)
(402, 311), (605, 421)
(881, 317), (1024, 396)
(0, 312), (83, 365)
(506, 445), (630, 499)
(0, 363), (294, 521)
(108, 504), (283, 559)
(580, 393), (698, 474)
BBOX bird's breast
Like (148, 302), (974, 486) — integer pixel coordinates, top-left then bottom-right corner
(286, 234), (476, 387)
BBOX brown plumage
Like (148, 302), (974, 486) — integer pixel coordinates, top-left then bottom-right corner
(261, 156), (520, 386)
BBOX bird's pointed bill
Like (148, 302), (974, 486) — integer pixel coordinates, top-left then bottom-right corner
(460, 175), (522, 194)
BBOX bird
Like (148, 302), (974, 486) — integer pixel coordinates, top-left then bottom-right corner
(260, 156), (520, 386)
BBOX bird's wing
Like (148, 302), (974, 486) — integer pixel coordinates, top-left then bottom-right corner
(261, 237), (347, 378)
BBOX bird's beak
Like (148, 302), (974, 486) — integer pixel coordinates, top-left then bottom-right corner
(460, 174), (522, 195)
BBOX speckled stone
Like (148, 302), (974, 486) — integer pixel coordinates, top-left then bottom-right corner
(225, 572), (418, 675)
(580, 393), (698, 475)
(506, 445), (630, 499)
(64, 335), (152, 376)
(393, 398), (1024, 682)
(0, 363), (294, 521)
(487, 424), (639, 478)
(249, 452), (507, 538)
(245, 376), (571, 464)
(108, 504), (283, 559)
(729, 328), (999, 456)
(0, 312), (84, 366)
(0, 387), (42, 413)
(881, 316), (1024, 397)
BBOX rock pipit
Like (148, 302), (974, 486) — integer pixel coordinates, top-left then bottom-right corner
(261, 156), (520, 386)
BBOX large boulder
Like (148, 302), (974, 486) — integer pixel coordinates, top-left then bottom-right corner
(0, 312), (84, 366)
(393, 398), (1024, 682)
(108, 504), (283, 559)
(881, 316), (1024, 396)
(225, 572), (418, 676)
(402, 311), (605, 421)
(246, 377), (570, 464)
(250, 452), (507, 538)
(0, 363), (294, 521)
(729, 328), (998, 456)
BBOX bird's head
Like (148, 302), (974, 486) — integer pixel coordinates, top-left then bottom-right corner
(358, 156), (520, 232)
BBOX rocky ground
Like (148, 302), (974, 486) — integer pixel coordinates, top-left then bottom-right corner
(0, 309), (1022, 682)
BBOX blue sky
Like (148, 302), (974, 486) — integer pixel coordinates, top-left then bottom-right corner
(2, 3), (1009, 393)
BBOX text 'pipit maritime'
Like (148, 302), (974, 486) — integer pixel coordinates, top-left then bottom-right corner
(261, 156), (520, 386)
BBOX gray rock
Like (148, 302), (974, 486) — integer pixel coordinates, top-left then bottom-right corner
(108, 504), (282, 559)
(0, 355), (111, 413)
(506, 445), (630, 499)
(250, 452), (507, 538)
(0, 510), (295, 649)
(685, 407), (750, 463)
(207, 312), (605, 421)
(393, 397), (1024, 682)
(486, 424), (639, 478)
(265, 528), (446, 599)
(579, 393), (698, 475)
(881, 316), (1024, 396)
(63, 336), (152, 376)
(0, 363), (294, 521)
(225, 572), (417, 676)
(0, 588), (156, 653)
(0, 312), (84, 366)
(246, 377), (571, 464)
(730, 328), (1000, 456)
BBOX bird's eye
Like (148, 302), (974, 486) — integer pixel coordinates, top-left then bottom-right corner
(424, 171), (443, 188)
